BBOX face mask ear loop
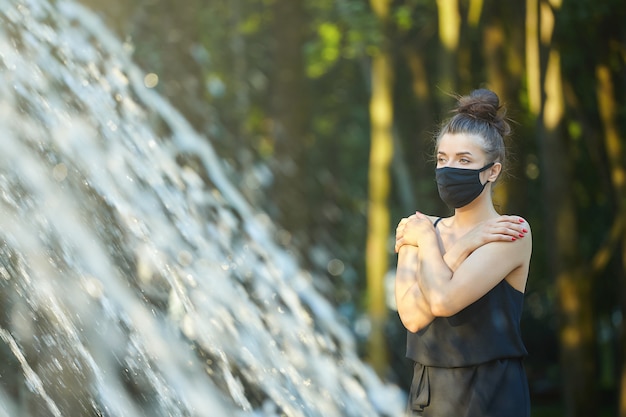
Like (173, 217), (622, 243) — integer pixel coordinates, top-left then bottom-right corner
(478, 162), (495, 173)
(479, 162), (496, 185)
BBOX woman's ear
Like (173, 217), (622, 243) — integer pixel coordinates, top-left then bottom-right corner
(488, 162), (502, 182)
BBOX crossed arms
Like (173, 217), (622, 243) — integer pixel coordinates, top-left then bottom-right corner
(394, 213), (532, 332)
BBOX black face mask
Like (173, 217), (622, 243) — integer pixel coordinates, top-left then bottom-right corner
(435, 162), (494, 208)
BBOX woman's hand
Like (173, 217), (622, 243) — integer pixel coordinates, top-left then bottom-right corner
(461, 215), (528, 251)
(395, 212), (436, 253)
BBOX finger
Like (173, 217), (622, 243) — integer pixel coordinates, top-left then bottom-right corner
(498, 215), (527, 227)
(397, 218), (409, 228)
(493, 215), (520, 225)
(496, 234), (518, 242)
(494, 226), (527, 239)
(492, 226), (526, 238)
(484, 232), (518, 242)
(497, 215), (518, 222)
(491, 218), (528, 235)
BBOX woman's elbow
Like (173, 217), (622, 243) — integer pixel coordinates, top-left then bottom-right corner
(398, 310), (430, 333)
(398, 308), (435, 333)
(428, 293), (456, 317)
(401, 317), (423, 333)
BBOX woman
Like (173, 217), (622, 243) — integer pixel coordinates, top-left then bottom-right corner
(394, 88), (532, 417)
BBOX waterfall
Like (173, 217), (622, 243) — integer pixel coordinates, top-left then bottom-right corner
(0, 0), (405, 416)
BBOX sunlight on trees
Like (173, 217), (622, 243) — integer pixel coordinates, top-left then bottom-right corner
(467, 0), (483, 27)
(525, 0), (541, 116)
(436, 0), (460, 50)
(366, 0), (393, 378)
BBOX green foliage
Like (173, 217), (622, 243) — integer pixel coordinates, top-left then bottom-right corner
(304, 0), (377, 78)
(306, 22), (342, 78)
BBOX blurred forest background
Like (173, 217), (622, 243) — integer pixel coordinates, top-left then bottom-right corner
(77, 0), (625, 415)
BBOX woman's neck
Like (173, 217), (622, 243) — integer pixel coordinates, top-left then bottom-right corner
(451, 194), (499, 230)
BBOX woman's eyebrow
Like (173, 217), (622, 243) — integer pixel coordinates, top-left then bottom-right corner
(437, 151), (474, 157)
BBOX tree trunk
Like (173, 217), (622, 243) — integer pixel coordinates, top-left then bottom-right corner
(525, 0), (541, 116)
(268, 0), (310, 242)
(467, 0), (483, 28)
(539, 7), (597, 412)
(402, 46), (436, 211)
(621, 243), (626, 417)
(366, 0), (393, 377)
(482, 21), (510, 210)
(595, 63), (626, 417)
(435, 0), (460, 105)
(473, 1), (523, 214)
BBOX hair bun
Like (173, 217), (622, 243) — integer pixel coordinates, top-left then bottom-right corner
(456, 88), (511, 137)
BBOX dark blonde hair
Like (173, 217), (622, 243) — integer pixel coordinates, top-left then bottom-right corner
(435, 89), (511, 169)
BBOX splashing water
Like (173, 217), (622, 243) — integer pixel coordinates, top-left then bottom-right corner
(0, 0), (405, 416)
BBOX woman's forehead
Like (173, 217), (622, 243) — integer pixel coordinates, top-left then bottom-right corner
(437, 133), (484, 153)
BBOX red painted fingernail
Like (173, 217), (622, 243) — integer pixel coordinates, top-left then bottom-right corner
(519, 218), (524, 223)
(522, 228), (528, 233)
(512, 237), (516, 241)
(519, 234), (524, 238)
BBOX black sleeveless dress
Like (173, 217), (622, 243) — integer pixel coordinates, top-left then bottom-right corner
(405, 219), (530, 417)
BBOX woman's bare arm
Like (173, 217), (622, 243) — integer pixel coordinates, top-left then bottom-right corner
(418, 223), (532, 317)
(441, 215), (528, 271)
(396, 214), (528, 272)
(395, 245), (435, 332)
(394, 213), (531, 325)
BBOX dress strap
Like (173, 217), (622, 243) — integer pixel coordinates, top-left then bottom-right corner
(433, 217), (443, 228)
